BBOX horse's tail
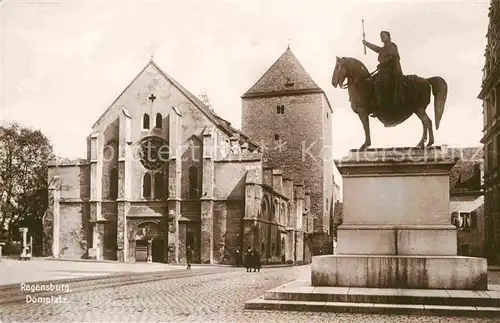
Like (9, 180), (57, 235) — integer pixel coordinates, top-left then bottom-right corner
(427, 76), (448, 130)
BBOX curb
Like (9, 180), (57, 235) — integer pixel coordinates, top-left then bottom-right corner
(34, 257), (302, 268)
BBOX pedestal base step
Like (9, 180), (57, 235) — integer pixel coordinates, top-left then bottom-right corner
(312, 255), (488, 290)
(245, 298), (500, 317)
(244, 280), (500, 317)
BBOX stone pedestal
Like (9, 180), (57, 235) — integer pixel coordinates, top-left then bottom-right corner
(313, 147), (488, 290)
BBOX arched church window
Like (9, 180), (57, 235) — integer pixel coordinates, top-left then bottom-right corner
(143, 114), (150, 130)
(154, 172), (164, 199)
(281, 202), (285, 224)
(110, 167), (118, 200)
(155, 113), (162, 129)
(143, 173), (152, 199)
(189, 166), (199, 199)
(260, 198), (268, 219)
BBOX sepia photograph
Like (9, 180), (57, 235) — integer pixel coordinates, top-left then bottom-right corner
(0, 0), (499, 322)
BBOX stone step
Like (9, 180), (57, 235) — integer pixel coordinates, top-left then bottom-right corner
(264, 281), (500, 307)
(244, 297), (500, 317)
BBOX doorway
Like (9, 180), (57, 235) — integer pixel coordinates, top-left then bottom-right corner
(135, 239), (148, 262)
(152, 238), (165, 263)
(186, 224), (201, 263)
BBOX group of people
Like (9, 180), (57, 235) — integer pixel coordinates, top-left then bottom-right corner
(241, 246), (261, 272)
(186, 245), (262, 272)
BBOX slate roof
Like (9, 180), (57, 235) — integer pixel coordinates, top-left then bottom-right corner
(242, 48), (323, 98)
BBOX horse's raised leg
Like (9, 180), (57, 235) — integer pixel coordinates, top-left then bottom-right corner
(358, 110), (371, 150)
(414, 108), (433, 148)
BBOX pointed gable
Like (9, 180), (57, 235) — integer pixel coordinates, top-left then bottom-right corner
(91, 59), (260, 150)
(242, 48), (323, 98)
(149, 61), (260, 149)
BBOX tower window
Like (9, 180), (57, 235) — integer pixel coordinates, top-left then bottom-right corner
(276, 105), (284, 114)
(274, 134), (280, 141)
(143, 173), (152, 199)
(110, 167), (118, 200)
(189, 166), (199, 199)
(327, 112), (329, 118)
(142, 114), (150, 130)
(155, 113), (162, 128)
(154, 172), (164, 199)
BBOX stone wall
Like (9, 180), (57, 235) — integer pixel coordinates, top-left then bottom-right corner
(242, 93), (328, 233)
(58, 204), (87, 258)
(48, 160), (90, 260)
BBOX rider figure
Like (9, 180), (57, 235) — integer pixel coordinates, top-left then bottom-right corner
(362, 31), (404, 117)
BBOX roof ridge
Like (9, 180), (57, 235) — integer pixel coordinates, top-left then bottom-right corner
(242, 47), (322, 97)
(91, 60), (152, 129)
(150, 61), (260, 148)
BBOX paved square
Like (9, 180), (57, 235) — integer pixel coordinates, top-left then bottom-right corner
(1, 264), (500, 322)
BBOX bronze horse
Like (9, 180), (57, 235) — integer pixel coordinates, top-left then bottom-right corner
(331, 56), (448, 150)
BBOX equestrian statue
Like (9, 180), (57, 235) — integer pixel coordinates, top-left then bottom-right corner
(331, 27), (448, 151)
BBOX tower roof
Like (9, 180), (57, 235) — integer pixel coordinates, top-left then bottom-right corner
(242, 47), (323, 98)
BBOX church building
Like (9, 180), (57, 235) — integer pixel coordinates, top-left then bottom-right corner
(45, 48), (335, 264)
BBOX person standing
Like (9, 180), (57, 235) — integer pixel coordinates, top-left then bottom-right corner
(244, 246), (253, 272)
(235, 249), (241, 267)
(186, 246), (192, 270)
(252, 247), (261, 272)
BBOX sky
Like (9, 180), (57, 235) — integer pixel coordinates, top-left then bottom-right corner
(0, 0), (491, 162)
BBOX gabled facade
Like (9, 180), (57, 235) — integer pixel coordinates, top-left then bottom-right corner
(46, 60), (313, 265)
(241, 48), (335, 254)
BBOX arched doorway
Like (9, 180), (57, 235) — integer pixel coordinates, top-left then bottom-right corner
(133, 221), (165, 263)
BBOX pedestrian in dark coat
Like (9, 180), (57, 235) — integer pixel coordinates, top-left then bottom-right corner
(186, 246), (192, 270)
(235, 249), (241, 267)
(244, 246), (253, 272)
(252, 248), (261, 272)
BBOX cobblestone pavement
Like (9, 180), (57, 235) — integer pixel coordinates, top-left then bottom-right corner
(1, 266), (499, 322)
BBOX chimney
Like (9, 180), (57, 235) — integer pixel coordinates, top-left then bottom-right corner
(282, 178), (293, 200)
(272, 169), (283, 194)
(230, 135), (240, 154)
(304, 189), (311, 213)
(241, 141), (249, 154)
(293, 183), (305, 230)
(263, 167), (273, 187)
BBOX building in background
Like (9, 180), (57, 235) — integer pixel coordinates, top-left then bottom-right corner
(449, 147), (485, 257)
(478, 0), (500, 265)
(46, 48), (338, 265)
